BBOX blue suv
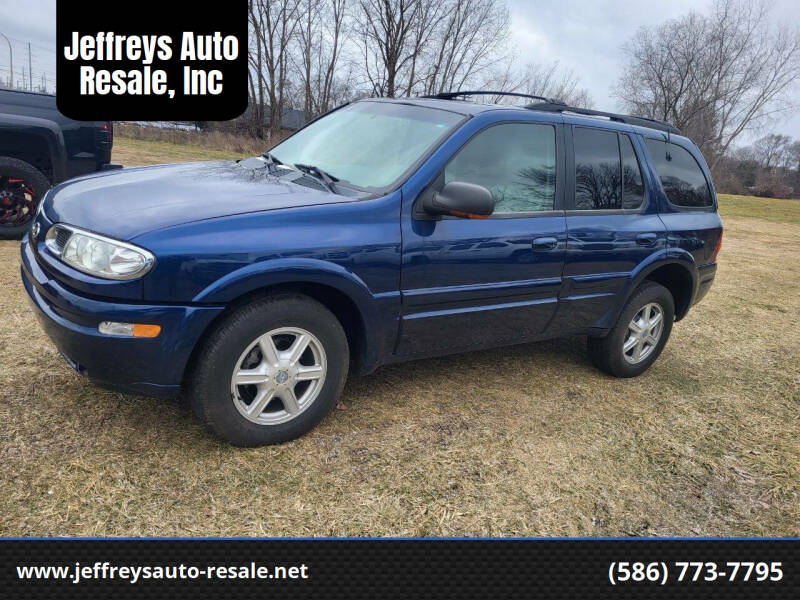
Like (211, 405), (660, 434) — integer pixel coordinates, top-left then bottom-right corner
(21, 92), (722, 446)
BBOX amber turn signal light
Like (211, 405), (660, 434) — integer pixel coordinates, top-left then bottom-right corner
(98, 321), (162, 338)
(133, 324), (162, 338)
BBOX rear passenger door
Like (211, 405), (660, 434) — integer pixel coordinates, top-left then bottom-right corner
(643, 138), (722, 267)
(551, 125), (667, 333)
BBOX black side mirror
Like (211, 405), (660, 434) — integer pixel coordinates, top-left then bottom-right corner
(423, 181), (495, 219)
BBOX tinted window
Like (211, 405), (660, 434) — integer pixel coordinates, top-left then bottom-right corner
(620, 135), (644, 209)
(574, 128), (621, 209)
(445, 123), (556, 214)
(645, 139), (712, 207)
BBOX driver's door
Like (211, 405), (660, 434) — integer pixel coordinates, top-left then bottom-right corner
(398, 121), (567, 356)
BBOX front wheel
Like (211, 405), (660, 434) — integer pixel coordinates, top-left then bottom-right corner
(588, 281), (675, 378)
(0, 157), (50, 240)
(188, 294), (349, 446)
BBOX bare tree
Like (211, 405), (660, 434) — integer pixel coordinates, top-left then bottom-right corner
(297, 0), (320, 119)
(249, 0), (304, 138)
(353, 0), (510, 98)
(786, 140), (800, 172)
(480, 60), (592, 107)
(518, 62), (592, 107)
(419, 0), (510, 95)
(752, 133), (792, 170)
(481, 60), (520, 101)
(245, 0), (589, 130)
(402, 0), (448, 96)
(296, 0), (350, 118)
(614, 0), (800, 173)
(354, 0), (421, 98)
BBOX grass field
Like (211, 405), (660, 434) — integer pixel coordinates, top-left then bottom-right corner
(111, 136), (249, 166)
(0, 136), (798, 537)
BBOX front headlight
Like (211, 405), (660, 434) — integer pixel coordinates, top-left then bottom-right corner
(44, 224), (155, 280)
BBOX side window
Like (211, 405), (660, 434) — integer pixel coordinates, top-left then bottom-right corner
(573, 128), (621, 209)
(620, 135), (644, 209)
(444, 123), (556, 214)
(645, 139), (712, 207)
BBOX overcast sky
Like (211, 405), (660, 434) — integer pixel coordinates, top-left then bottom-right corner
(507, 0), (800, 141)
(1, 0), (797, 141)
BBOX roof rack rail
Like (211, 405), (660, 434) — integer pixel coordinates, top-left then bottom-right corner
(526, 101), (681, 135)
(422, 90), (565, 104)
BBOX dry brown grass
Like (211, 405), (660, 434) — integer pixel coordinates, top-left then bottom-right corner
(116, 122), (286, 158)
(112, 136), (250, 167)
(0, 142), (798, 536)
(717, 193), (800, 225)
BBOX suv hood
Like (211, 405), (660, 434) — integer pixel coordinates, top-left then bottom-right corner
(43, 160), (356, 240)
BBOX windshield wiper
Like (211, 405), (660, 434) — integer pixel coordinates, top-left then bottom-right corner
(262, 152), (283, 166)
(293, 163), (339, 193)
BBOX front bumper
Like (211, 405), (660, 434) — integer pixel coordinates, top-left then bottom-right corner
(20, 236), (224, 398)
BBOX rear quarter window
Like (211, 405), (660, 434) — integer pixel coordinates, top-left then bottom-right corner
(645, 139), (712, 208)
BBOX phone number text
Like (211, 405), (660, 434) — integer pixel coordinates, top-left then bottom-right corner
(608, 561), (783, 585)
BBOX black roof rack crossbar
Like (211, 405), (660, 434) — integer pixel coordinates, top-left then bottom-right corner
(422, 90), (565, 104)
(419, 90), (681, 135)
(526, 101), (681, 135)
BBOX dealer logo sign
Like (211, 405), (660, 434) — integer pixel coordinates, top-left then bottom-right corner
(56, 0), (248, 121)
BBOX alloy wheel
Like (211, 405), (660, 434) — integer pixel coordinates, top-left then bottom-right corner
(230, 327), (327, 425)
(622, 302), (664, 364)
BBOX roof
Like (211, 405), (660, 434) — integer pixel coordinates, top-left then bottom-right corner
(526, 101), (681, 135)
(368, 92), (681, 135)
(365, 96), (513, 116)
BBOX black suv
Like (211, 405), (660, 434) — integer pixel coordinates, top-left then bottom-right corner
(0, 89), (120, 238)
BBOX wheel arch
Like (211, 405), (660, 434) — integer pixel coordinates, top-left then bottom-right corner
(184, 260), (388, 384)
(643, 263), (695, 320)
(630, 249), (698, 321)
(0, 115), (66, 182)
(598, 249), (698, 329)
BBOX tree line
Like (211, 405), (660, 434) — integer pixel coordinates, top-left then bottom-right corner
(244, 0), (591, 139)
(715, 133), (800, 198)
(615, 0), (800, 197)
(240, 0), (800, 197)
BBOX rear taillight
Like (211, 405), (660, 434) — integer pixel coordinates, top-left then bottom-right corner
(712, 228), (723, 263)
(103, 122), (113, 144)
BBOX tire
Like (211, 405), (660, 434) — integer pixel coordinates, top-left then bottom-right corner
(0, 157), (51, 240)
(588, 281), (675, 378)
(188, 294), (349, 446)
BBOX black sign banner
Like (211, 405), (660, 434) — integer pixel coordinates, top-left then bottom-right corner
(2, 538), (798, 599)
(56, 0), (248, 121)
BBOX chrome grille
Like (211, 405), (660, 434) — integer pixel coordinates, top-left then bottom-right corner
(56, 227), (71, 249)
(45, 225), (72, 256)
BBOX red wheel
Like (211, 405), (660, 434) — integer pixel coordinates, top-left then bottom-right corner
(0, 157), (51, 240)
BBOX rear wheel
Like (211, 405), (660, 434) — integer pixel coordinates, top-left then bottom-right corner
(0, 157), (50, 240)
(188, 294), (349, 446)
(588, 281), (675, 377)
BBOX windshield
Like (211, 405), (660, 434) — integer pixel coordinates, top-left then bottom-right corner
(269, 101), (465, 189)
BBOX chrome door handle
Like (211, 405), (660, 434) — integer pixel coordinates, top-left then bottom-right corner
(532, 237), (558, 251)
(636, 233), (658, 246)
